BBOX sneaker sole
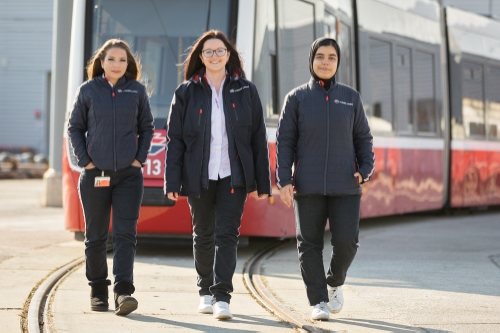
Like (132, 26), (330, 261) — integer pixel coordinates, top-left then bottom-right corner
(198, 308), (213, 314)
(214, 313), (233, 320)
(114, 299), (138, 316)
(330, 306), (343, 314)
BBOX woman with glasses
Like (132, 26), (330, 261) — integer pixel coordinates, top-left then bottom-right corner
(276, 37), (374, 321)
(164, 30), (271, 320)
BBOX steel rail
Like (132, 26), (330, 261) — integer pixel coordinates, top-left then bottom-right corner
(243, 241), (321, 333)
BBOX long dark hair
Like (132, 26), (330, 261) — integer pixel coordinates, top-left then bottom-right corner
(184, 30), (245, 81)
(86, 39), (141, 80)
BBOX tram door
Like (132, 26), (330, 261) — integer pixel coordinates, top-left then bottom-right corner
(323, 10), (356, 88)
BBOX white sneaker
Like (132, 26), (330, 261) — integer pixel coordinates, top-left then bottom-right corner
(328, 286), (344, 314)
(198, 295), (213, 314)
(311, 301), (331, 320)
(213, 301), (233, 320)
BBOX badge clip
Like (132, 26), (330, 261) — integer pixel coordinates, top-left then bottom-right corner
(95, 170), (110, 187)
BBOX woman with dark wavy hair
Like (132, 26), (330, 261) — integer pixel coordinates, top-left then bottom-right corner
(68, 38), (154, 316)
(164, 30), (271, 320)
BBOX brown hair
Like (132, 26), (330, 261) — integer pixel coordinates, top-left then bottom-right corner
(184, 30), (245, 81)
(86, 39), (141, 80)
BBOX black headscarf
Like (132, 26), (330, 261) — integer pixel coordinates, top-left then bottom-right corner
(309, 37), (341, 89)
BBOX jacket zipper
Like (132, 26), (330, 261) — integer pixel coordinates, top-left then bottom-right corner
(224, 81), (244, 193)
(112, 87), (117, 171)
(198, 102), (203, 126)
(324, 94), (329, 195)
(231, 102), (238, 121)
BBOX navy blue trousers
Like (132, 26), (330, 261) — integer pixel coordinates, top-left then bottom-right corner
(294, 194), (360, 305)
(78, 166), (143, 289)
(187, 176), (247, 304)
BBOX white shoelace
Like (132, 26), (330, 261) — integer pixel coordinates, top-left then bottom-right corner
(330, 288), (339, 300)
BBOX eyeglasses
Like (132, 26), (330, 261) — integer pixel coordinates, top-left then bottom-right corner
(201, 48), (227, 58)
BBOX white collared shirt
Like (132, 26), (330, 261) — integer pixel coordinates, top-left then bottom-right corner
(207, 77), (231, 180)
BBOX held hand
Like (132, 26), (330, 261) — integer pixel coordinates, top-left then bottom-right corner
(354, 172), (362, 185)
(279, 184), (294, 208)
(84, 162), (95, 170)
(131, 159), (142, 167)
(167, 192), (179, 201)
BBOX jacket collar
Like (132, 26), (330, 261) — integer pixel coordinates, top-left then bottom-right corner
(190, 66), (241, 85)
(98, 74), (127, 87)
(309, 77), (336, 91)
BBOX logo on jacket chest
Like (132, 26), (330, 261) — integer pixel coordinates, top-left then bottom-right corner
(334, 99), (353, 106)
(229, 86), (249, 93)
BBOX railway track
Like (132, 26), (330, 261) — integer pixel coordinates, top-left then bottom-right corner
(25, 240), (319, 333)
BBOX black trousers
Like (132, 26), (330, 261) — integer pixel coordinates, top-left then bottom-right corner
(294, 194), (360, 305)
(78, 166), (143, 289)
(187, 176), (247, 304)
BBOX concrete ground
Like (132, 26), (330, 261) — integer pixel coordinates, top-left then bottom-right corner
(0, 180), (81, 332)
(263, 213), (500, 332)
(1, 179), (499, 332)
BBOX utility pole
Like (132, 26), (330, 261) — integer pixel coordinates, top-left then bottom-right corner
(42, 0), (73, 207)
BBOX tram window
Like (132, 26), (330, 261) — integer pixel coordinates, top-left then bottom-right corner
(462, 61), (485, 138)
(91, 0), (231, 122)
(254, 0), (278, 117)
(368, 38), (393, 132)
(277, 0), (315, 109)
(486, 67), (500, 140)
(395, 46), (412, 133)
(338, 23), (353, 87)
(414, 51), (436, 133)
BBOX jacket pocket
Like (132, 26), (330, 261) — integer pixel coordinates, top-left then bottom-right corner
(353, 160), (359, 186)
(293, 159), (301, 186)
(87, 135), (94, 158)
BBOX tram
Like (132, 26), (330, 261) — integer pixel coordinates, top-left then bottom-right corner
(62, 0), (500, 238)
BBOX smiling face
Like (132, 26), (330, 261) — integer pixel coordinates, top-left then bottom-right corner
(100, 47), (128, 84)
(312, 45), (338, 80)
(200, 38), (230, 74)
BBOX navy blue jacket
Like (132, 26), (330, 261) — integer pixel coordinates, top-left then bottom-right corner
(276, 78), (374, 196)
(164, 68), (271, 198)
(68, 76), (154, 171)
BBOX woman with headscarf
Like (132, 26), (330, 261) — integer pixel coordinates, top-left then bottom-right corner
(276, 37), (374, 320)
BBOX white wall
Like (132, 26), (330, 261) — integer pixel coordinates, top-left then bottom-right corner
(0, 0), (53, 154)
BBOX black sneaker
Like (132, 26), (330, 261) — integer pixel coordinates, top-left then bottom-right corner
(114, 293), (138, 316)
(90, 280), (110, 312)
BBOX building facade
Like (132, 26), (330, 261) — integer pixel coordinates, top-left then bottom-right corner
(0, 0), (53, 154)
